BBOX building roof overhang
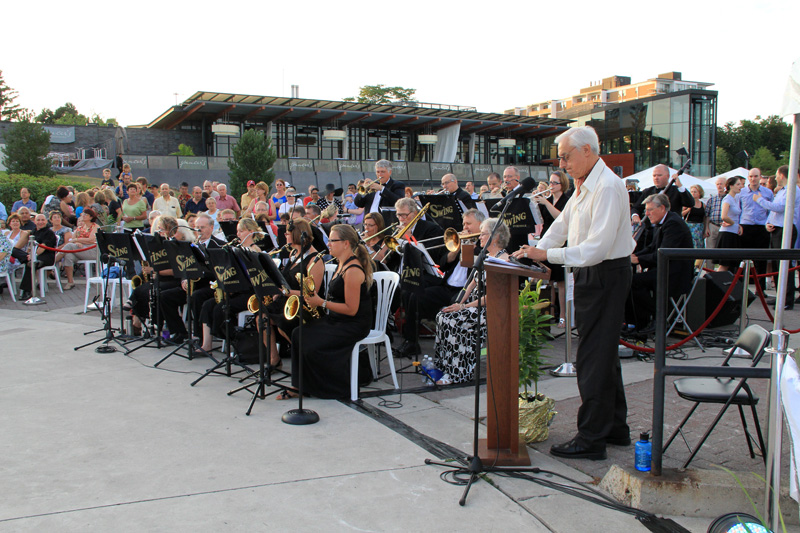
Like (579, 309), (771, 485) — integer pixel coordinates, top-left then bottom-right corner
(147, 91), (573, 138)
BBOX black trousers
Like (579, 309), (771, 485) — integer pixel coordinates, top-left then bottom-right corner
(20, 254), (55, 293)
(573, 256), (631, 448)
(160, 286), (188, 336)
(741, 224), (769, 287)
(401, 285), (459, 343)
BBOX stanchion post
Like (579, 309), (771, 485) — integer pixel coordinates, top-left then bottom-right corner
(764, 329), (793, 531)
(550, 266), (576, 377)
(725, 261), (752, 357)
(24, 237), (46, 306)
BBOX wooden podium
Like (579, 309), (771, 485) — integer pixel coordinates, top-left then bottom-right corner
(478, 261), (549, 466)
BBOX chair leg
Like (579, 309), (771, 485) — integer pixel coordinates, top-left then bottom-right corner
(3, 274), (16, 302)
(350, 343), (362, 402)
(38, 269), (46, 299)
(748, 403), (767, 464)
(737, 405), (757, 459)
(664, 402), (700, 453)
(682, 403), (734, 469)
(384, 340), (399, 389)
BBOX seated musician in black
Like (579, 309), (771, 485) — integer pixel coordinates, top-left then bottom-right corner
(626, 193), (694, 333)
(393, 198), (449, 358)
(18, 214), (57, 300)
(159, 213), (225, 345)
(198, 218), (261, 352)
(263, 218), (325, 368)
(288, 204), (329, 256)
(126, 216), (186, 336)
(438, 173), (477, 211)
(278, 224), (373, 400)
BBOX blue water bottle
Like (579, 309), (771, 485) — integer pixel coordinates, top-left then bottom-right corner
(635, 432), (651, 472)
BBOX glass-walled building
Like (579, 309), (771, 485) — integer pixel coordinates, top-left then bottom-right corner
(568, 90), (717, 177)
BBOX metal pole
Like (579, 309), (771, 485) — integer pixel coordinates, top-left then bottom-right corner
(651, 250), (670, 476)
(764, 329), (793, 531)
(775, 114), (800, 331)
(24, 237), (46, 305)
(551, 266), (576, 377)
(725, 261), (751, 357)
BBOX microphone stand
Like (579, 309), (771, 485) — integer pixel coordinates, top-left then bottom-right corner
(282, 232), (319, 425)
(425, 188), (540, 506)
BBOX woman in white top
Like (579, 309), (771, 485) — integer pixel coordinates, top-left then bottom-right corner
(204, 196), (220, 233)
(278, 188), (300, 217)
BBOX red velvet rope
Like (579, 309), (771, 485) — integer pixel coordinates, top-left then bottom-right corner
(750, 269), (800, 334)
(38, 244), (97, 253)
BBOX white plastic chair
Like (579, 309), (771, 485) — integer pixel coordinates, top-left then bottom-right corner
(107, 277), (133, 311)
(1, 271), (16, 302)
(38, 264), (63, 297)
(84, 275), (106, 312)
(324, 263), (337, 298)
(77, 258), (99, 280)
(350, 271), (400, 401)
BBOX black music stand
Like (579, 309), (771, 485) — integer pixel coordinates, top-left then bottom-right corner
(153, 240), (211, 366)
(282, 235), (319, 425)
(227, 248), (291, 414)
(127, 233), (171, 356)
(74, 230), (134, 353)
(190, 247), (253, 386)
(417, 194), (463, 232)
(218, 220), (238, 243)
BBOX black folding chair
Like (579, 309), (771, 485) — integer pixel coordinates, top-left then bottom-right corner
(663, 324), (770, 469)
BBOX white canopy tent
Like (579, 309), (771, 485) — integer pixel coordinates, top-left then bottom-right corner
(710, 166), (749, 182)
(624, 165), (714, 196)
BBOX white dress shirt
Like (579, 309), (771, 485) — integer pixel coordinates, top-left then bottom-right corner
(537, 158), (634, 267)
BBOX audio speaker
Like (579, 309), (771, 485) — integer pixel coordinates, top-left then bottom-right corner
(703, 271), (754, 328)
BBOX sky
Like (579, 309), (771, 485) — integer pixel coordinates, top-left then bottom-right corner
(5, 0), (799, 128)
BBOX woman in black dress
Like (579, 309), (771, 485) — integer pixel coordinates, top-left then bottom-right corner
(264, 218), (324, 366)
(533, 171), (572, 327)
(279, 224), (373, 400)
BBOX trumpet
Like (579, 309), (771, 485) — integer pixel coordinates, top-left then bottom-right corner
(357, 179), (375, 195)
(530, 187), (553, 199)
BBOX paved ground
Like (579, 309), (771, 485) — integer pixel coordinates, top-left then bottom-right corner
(1, 272), (799, 532)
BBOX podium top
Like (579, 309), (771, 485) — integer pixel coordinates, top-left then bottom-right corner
(485, 260), (550, 280)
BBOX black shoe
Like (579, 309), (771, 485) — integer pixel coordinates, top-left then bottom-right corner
(168, 333), (186, 344)
(19, 291), (31, 300)
(785, 305), (794, 311)
(606, 435), (632, 446)
(550, 438), (607, 460)
(396, 340), (421, 358)
(638, 322), (656, 335)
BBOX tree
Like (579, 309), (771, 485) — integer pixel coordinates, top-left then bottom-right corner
(1, 120), (54, 176)
(750, 146), (778, 175)
(227, 130), (276, 200)
(0, 70), (27, 121)
(35, 102), (91, 125)
(716, 115), (793, 171)
(343, 84), (417, 104)
(715, 146), (732, 174)
(170, 143), (195, 156)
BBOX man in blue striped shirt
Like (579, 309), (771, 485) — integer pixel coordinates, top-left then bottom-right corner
(740, 168), (773, 287)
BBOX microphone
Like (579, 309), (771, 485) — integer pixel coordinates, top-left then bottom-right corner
(491, 177), (536, 210)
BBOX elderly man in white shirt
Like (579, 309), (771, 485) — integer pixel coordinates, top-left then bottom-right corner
(513, 125), (634, 461)
(152, 183), (183, 219)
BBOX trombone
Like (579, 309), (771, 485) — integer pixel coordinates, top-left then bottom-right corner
(426, 228), (482, 253)
(382, 203), (431, 253)
(362, 222), (398, 243)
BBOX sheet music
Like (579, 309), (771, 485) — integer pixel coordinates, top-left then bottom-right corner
(407, 240), (443, 277)
(475, 201), (489, 219)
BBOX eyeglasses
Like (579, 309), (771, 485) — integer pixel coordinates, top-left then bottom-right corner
(328, 238), (345, 243)
(396, 212), (411, 218)
(549, 181), (561, 185)
(557, 147), (577, 162)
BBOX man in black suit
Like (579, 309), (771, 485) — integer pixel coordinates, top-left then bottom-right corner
(627, 193), (694, 332)
(631, 164), (694, 250)
(160, 214), (225, 344)
(354, 159), (406, 214)
(439, 173), (476, 211)
(394, 198), (448, 357)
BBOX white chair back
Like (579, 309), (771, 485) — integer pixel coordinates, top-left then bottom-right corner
(371, 271), (399, 332)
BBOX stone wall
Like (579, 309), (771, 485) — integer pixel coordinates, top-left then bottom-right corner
(0, 121), (205, 157)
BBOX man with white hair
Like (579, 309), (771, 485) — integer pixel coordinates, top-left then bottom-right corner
(512, 126), (634, 461)
(354, 159), (406, 215)
(215, 183), (240, 214)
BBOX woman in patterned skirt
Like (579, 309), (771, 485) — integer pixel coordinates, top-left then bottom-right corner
(434, 218), (510, 384)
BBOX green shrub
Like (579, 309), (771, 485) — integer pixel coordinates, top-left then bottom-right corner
(0, 172), (92, 213)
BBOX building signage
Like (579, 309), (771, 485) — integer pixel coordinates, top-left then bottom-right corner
(338, 161), (362, 171)
(44, 126), (75, 144)
(431, 163), (451, 172)
(178, 157), (207, 169)
(289, 160), (313, 172)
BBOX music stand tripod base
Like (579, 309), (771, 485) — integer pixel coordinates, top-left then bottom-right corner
(550, 362), (576, 377)
(96, 344), (117, 354)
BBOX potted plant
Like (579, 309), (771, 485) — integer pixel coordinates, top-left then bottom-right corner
(518, 279), (557, 443)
